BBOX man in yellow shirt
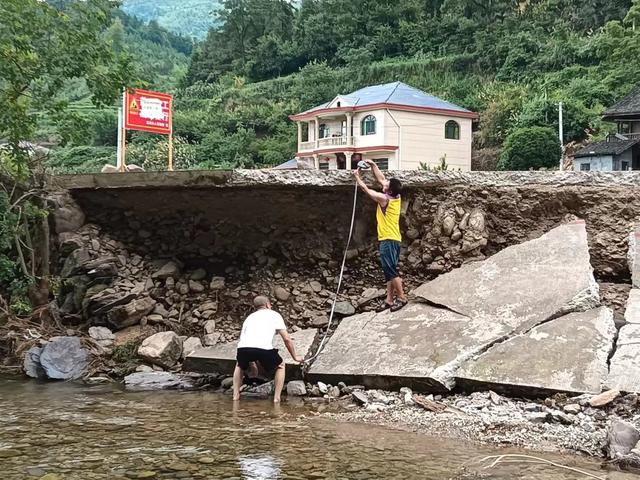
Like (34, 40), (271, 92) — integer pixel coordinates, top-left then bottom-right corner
(353, 160), (407, 312)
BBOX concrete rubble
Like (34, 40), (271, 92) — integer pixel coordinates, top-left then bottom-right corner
(608, 324), (640, 393)
(310, 221), (604, 393)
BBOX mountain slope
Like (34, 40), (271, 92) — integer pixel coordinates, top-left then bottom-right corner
(121, 0), (219, 39)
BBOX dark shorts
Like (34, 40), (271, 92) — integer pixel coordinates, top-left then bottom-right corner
(236, 348), (283, 374)
(379, 240), (401, 282)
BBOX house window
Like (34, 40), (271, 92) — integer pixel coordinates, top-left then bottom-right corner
(337, 101), (341, 107)
(361, 115), (376, 135)
(580, 163), (591, 171)
(319, 161), (329, 170)
(445, 120), (460, 140)
(620, 122), (632, 135)
(319, 124), (329, 139)
(373, 158), (389, 170)
(622, 161), (630, 171)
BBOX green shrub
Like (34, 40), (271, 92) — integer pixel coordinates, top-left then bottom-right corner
(497, 127), (562, 171)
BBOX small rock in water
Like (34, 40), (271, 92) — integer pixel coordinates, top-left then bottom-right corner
(221, 377), (234, 389)
(286, 380), (307, 396)
(327, 386), (341, 398)
(317, 381), (328, 394)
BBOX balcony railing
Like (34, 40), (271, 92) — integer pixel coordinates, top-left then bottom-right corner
(607, 132), (640, 141)
(299, 140), (315, 151)
(318, 136), (348, 147)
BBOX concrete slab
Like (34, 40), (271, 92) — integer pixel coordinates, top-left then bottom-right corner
(182, 329), (317, 379)
(607, 324), (640, 393)
(456, 307), (616, 395)
(413, 220), (600, 334)
(308, 303), (513, 392)
(625, 289), (640, 324)
(629, 225), (640, 289)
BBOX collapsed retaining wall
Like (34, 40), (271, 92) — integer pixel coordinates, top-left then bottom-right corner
(44, 170), (640, 370)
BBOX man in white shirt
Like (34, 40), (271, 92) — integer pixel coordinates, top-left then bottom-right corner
(233, 295), (303, 403)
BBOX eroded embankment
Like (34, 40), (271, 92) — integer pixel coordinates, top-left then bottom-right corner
(42, 171), (640, 347)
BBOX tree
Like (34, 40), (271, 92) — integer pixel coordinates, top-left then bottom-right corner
(0, 0), (135, 313)
(497, 127), (562, 171)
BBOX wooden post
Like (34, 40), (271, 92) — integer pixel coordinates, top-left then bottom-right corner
(168, 128), (174, 171)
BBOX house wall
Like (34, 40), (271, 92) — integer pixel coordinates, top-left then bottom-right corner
(353, 109), (387, 148)
(573, 156), (614, 171)
(614, 149), (633, 170)
(383, 110), (473, 171)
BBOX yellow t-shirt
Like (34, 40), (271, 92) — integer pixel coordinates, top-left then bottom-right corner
(376, 195), (402, 241)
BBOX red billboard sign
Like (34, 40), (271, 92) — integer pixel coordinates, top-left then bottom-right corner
(125, 88), (172, 135)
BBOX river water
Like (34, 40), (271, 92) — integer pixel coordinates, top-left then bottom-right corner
(0, 377), (615, 479)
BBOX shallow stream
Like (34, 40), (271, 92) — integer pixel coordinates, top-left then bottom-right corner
(0, 377), (619, 479)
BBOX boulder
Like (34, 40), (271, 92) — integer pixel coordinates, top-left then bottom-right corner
(60, 248), (91, 278)
(608, 419), (640, 459)
(209, 276), (225, 290)
(333, 301), (355, 316)
(151, 261), (180, 280)
(190, 268), (207, 281)
(106, 296), (156, 330)
(124, 372), (195, 391)
(203, 333), (222, 346)
(309, 281), (323, 293)
(286, 380), (307, 396)
(52, 194), (85, 234)
(23, 346), (46, 379)
(39, 336), (89, 380)
(188, 280), (205, 293)
(608, 324), (640, 393)
(310, 221), (602, 392)
(114, 324), (157, 347)
(589, 389), (621, 407)
(456, 307), (616, 395)
(138, 331), (183, 368)
(274, 286), (291, 302)
(101, 164), (118, 173)
(203, 319), (216, 334)
(182, 337), (203, 358)
(89, 326), (114, 342)
(126, 164), (145, 172)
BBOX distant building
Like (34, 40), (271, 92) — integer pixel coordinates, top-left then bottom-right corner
(289, 82), (478, 171)
(574, 87), (640, 171)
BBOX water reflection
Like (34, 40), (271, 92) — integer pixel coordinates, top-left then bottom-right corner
(238, 454), (282, 480)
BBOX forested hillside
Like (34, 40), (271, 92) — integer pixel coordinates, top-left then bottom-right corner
(42, 0), (640, 172)
(121, 0), (219, 39)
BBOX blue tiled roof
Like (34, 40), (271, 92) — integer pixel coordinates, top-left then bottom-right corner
(302, 82), (471, 115)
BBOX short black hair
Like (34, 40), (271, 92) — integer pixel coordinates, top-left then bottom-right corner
(388, 178), (402, 196)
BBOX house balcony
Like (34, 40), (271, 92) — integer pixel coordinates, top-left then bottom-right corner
(607, 132), (640, 141)
(298, 136), (353, 153)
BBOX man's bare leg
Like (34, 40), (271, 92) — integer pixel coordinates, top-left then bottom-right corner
(391, 277), (407, 302)
(385, 281), (394, 305)
(273, 362), (285, 403)
(232, 364), (244, 401)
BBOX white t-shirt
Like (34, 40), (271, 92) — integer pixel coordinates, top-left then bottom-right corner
(237, 309), (287, 350)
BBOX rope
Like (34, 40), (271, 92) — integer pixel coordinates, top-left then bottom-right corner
(302, 179), (360, 370)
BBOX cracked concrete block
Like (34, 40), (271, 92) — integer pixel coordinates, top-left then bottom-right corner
(625, 289), (640, 324)
(456, 307), (616, 395)
(608, 324), (640, 393)
(182, 329), (316, 380)
(413, 220), (600, 334)
(308, 303), (512, 392)
(309, 221), (602, 393)
(629, 225), (640, 289)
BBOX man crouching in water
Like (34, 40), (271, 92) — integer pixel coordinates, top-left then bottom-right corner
(233, 295), (303, 403)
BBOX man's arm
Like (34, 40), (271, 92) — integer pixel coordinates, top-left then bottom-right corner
(365, 159), (386, 188)
(353, 170), (388, 207)
(278, 330), (303, 363)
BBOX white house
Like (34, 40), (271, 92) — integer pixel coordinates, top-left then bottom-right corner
(289, 81), (478, 170)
